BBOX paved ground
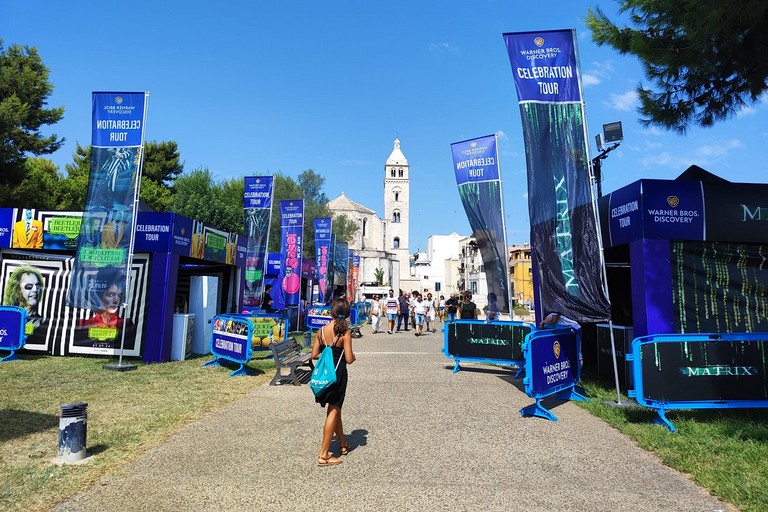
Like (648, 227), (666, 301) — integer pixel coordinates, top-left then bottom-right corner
(55, 323), (733, 512)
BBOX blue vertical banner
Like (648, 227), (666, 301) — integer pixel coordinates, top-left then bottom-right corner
(68, 91), (148, 335)
(242, 176), (274, 308)
(314, 217), (332, 304)
(278, 200), (304, 309)
(451, 134), (510, 314)
(503, 30), (610, 323)
(334, 240), (348, 299)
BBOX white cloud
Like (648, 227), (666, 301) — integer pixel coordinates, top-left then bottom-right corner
(641, 139), (744, 168)
(736, 106), (757, 118)
(429, 42), (456, 54)
(605, 90), (638, 111)
(582, 74), (600, 87)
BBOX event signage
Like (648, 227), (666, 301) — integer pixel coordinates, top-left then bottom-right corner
(503, 30), (611, 324)
(525, 328), (580, 397)
(306, 304), (332, 329)
(334, 240), (348, 295)
(443, 320), (532, 373)
(210, 315), (251, 363)
(243, 176), (274, 308)
(641, 180), (705, 240)
(607, 181), (643, 246)
(314, 217), (332, 304)
(68, 92), (148, 313)
(133, 212), (173, 252)
(0, 306), (26, 351)
(703, 181), (768, 243)
(451, 135), (510, 314)
(278, 200), (304, 308)
(630, 333), (768, 431)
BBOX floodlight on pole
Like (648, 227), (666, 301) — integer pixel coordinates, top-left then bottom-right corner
(592, 121), (623, 198)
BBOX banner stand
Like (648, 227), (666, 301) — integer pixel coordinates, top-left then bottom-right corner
(102, 92), (149, 373)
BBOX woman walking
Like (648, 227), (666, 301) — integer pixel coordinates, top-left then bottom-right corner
(312, 298), (356, 466)
(370, 295), (382, 333)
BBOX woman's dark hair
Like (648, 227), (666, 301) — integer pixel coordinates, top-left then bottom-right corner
(330, 298), (350, 336)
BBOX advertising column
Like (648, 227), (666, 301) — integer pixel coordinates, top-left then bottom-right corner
(314, 218), (332, 304)
(242, 176), (274, 309)
(278, 200), (304, 309)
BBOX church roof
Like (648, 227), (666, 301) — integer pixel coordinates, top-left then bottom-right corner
(386, 138), (408, 166)
(327, 192), (376, 215)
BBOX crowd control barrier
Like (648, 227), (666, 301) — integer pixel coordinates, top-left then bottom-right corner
(443, 320), (532, 375)
(520, 327), (587, 422)
(627, 332), (768, 432)
(0, 306), (28, 363)
(305, 301), (368, 338)
(203, 313), (288, 376)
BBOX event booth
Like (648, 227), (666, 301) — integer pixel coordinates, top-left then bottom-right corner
(594, 166), (768, 389)
(0, 207), (245, 363)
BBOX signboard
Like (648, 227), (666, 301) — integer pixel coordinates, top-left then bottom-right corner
(444, 320), (532, 371)
(0, 306), (26, 351)
(524, 327), (580, 397)
(641, 180), (705, 240)
(306, 304), (332, 330)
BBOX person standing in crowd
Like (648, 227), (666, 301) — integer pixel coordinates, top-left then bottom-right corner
(445, 293), (459, 322)
(385, 289), (399, 335)
(312, 298), (356, 467)
(412, 293), (427, 336)
(438, 294), (446, 322)
(397, 290), (410, 332)
(486, 292), (499, 322)
(460, 291), (479, 319)
(370, 295), (382, 334)
(262, 284), (274, 312)
(424, 292), (437, 333)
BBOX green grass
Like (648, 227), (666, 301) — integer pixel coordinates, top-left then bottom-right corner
(577, 373), (768, 512)
(0, 352), (276, 512)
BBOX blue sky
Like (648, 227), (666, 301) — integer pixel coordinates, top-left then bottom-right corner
(5, 1), (767, 250)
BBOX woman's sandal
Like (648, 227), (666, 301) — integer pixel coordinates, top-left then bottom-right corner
(317, 455), (343, 467)
(340, 444), (351, 456)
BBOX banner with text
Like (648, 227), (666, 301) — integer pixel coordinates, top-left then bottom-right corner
(243, 176), (274, 308)
(503, 30), (610, 323)
(68, 92), (148, 313)
(451, 134), (510, 314)
(278, 200), (304, 309)
(314, 217), (332, 304)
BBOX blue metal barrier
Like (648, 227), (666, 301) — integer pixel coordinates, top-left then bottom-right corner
(0, 306), (28, 362)
(443, 320), (532, 376)
(203, 313), (289, 376)
(628, 332), (768, 432)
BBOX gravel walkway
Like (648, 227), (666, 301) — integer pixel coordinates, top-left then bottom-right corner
(55, 325), (733, 512)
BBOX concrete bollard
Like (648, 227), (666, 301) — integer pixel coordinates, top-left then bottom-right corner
(58, 402), (87, 462)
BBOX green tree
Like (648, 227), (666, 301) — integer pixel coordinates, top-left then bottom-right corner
(8, 157), (62, 209)
(587, 1), (768, 132)
(374, 267), (385, 286)
(57, 144), (91, 210)
(0, 40), (64, 199)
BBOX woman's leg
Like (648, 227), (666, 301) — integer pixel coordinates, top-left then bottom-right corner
(319, 405), (343, 464)
(334, 407), (347, 449)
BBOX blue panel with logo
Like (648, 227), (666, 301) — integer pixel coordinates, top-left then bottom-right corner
(0, 306), (28, 362)
(520, 327), (587, 421)
(640, 180), (705, 240)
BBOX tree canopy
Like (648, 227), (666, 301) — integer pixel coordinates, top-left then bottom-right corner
(0, 40), (64, 198)
(587, 1), (768, 132)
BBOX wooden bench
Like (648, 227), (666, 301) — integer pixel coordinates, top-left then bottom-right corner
(269, 337), (314, 386)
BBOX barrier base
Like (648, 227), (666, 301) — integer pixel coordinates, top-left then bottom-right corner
(653, 409), (677, 433)
(202, 358), (221, 368)
(520, 399), (558, 422)
(229, 363), (248, 377)
(103, 363), (137, 372)
(557, 386), (589, 403)
(0, 350), (20, 363)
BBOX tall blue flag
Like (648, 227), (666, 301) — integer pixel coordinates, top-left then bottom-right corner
(451, 134), (511, 314)
(278, 200), (304, 308)
(242, 176), (274, 309)
(68, 92), (148, 319)
(503, 30), (610, 323)
(314, 218), (332, 304)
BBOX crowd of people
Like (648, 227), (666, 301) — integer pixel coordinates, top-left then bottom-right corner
(368, 289), (492, 336)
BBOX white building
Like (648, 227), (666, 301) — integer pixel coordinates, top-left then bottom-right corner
(410, 232), (463, 298)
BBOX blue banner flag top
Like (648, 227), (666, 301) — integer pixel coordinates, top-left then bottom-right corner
(451, 135), (511, 314)
(68, 92), (149, 321)
(243, 176), (274, 308)
(503, 30), (610, 323)
(278, 200), (304, 308)
(314, 218), (332, 304)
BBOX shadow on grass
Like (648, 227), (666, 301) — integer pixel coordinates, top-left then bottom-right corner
(0, 409), (59, 442)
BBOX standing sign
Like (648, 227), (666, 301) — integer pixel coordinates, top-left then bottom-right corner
(443, 320), (531, 373)
(503, 30), (610, 324)
(278, 200), (304, 308)
(314, 218), (332, 304)
(243, 176), (274, 308)
(451, 134), (511, 314)
(67, 92), (148, 351)
(0, 306), (27, 361)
